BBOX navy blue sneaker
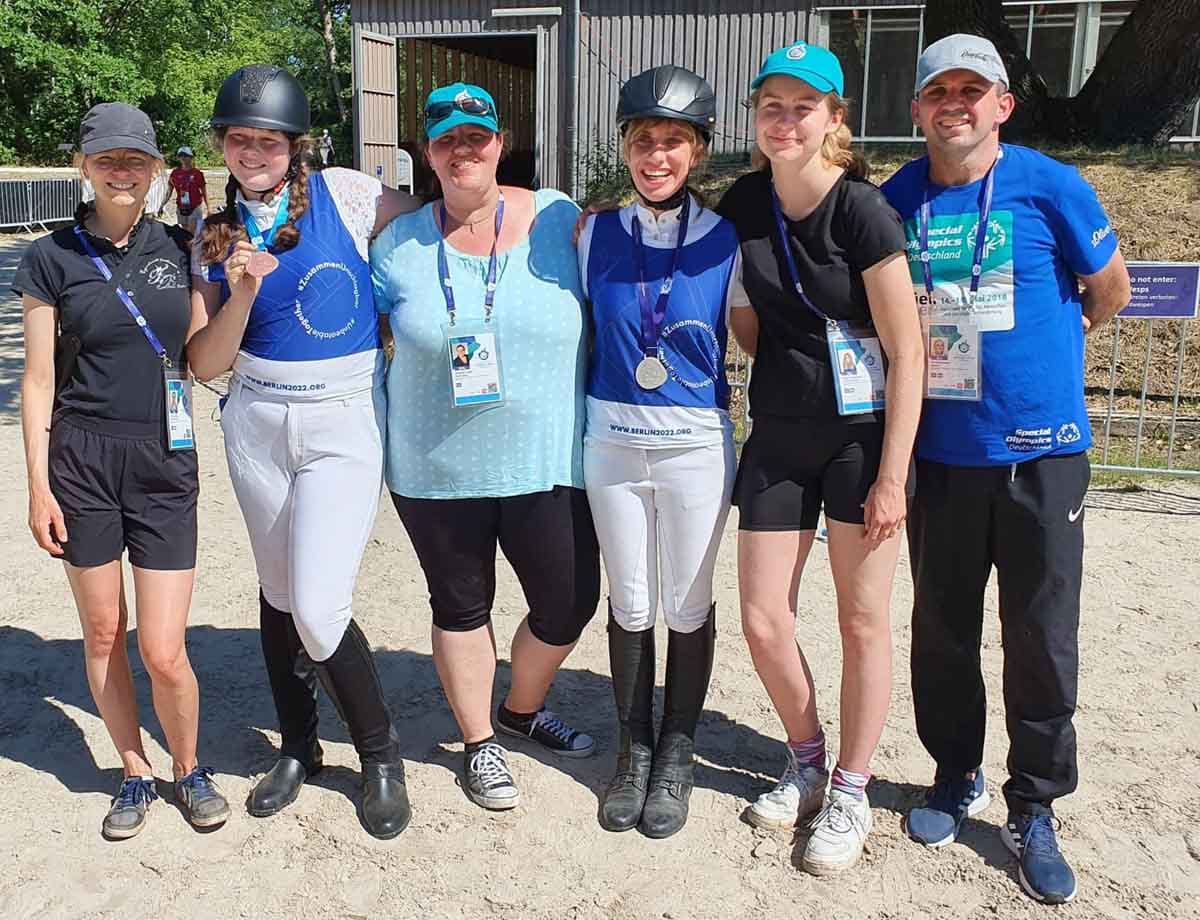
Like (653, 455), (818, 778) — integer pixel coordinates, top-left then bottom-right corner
(906, 768), (990, 847)
(1002, 813), (1078, 904)
(103, 776), (158, 839)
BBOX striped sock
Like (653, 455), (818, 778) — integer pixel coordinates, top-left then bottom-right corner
(786, 728), (827, 771)
(831, 764), (871, 800)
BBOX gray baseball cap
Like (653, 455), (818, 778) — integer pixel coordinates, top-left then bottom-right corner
(916, 34), (1009, 94)
(79, 102), (161, 158)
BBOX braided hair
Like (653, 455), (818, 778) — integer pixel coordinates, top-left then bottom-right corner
(200, 128), (316, 266)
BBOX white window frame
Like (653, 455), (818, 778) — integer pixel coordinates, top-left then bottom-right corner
(815, 0), (1200, 143)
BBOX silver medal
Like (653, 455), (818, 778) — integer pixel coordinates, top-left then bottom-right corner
(635, 355), (669, 390)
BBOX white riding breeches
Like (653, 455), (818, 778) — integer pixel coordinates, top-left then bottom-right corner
(583, 435), (735, 633)
(221, 378), (385, 661)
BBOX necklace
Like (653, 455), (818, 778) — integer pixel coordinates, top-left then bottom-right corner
(444, 200), (500, 235)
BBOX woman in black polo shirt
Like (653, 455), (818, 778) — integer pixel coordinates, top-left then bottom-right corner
(717, 45), (923, 874)
(16, 104), (227, 839)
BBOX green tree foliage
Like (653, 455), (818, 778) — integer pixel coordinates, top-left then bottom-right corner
(0, 0), (351, 165)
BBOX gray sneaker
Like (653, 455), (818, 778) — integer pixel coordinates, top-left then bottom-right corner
(103, 776), (158, 839)
(175, 766), (230, 828)
(464, 742), (520, 810)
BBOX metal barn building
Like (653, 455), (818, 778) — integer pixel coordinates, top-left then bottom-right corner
(351, 0), (1200, 197)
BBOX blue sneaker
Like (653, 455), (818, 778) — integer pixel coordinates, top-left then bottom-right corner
(102, 776), (158, 839)
(1002, 813), (1078, 904)
(906, 768), (990, 847)
(175, 766), (231, 828)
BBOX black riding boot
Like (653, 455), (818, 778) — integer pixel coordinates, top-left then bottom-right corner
(639, 606), (716, 839)
(314, 619), (411, 840)
(248, 594), (324, 818)
(599, 611), (656, 832)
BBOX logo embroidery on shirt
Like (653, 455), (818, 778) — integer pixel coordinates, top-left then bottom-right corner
(1056, 422), (1082, 445)
(1091, 225), (1112, 248)
(140, 258), (187, 291)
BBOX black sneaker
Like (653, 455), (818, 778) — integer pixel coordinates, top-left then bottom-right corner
(497, 706), (595, 758)
(464, 741), (520, 810)
(175, 766), (231, 828)
(103, 776), (158, 840)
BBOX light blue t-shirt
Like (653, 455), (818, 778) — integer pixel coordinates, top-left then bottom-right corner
(371, 189), (587, 498)
(882, 145), (1118, 466)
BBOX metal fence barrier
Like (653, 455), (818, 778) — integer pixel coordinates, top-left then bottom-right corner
(0, 178), (83, 231)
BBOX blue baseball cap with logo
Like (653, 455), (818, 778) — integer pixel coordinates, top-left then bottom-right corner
(424, 83), (500, 140)
(751, 42), (845, 97)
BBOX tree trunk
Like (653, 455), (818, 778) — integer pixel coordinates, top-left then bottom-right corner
(923, 0), (1200, 146)
(315, 0), (348, 125)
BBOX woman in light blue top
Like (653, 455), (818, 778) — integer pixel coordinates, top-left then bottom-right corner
(371, 83), (600, 814)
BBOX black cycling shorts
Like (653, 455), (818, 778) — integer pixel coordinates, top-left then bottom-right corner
(733, 415), (910, 531)
(48, 413), (199, 569)
(391, 486), (601, 646)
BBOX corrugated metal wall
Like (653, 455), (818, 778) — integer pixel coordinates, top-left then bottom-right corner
(353, 2), (567, 190)
(576, 1), (812, 196)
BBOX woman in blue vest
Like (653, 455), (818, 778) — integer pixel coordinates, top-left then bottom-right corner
(188, 65), (419, 839)
(578, 66), (744, 838)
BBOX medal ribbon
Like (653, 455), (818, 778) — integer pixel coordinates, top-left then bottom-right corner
(238, 186), (291, 251)
(770, 185), (835, 327)
(437, 191), (505, 323)
(73, 225), (169, 365)
(631, 193), (691, 358)
(919, 155), (997, 295)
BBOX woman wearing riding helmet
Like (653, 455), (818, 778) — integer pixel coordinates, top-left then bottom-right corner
(577, 66), (744, 838)
(187, 65), (420, 839)
(717, 44), (923, 874)
(16, 102), (228, 839)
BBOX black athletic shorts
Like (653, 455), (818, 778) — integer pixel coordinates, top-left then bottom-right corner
(391, 486), (601, 646)
(733, 415), (911, 531)
(48, 413), (199, 570)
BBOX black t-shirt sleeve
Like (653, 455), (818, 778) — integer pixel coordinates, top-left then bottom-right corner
(13, 237), (61, 306)
(838, 180), (907, 273)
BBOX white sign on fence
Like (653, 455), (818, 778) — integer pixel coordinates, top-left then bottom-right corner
(396, 149), (414, 196)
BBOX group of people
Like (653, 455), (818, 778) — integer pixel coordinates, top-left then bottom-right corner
(17, 32), (1130, 907)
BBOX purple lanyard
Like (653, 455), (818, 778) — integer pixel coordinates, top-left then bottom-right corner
(919, 158), (997, 295)
(73, 225), (169, 365)
(770, 186), (834, 326)
(630, 193), (691, 357)
(437, 191), (505, 323)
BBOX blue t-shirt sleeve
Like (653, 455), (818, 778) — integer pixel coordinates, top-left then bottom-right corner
(369, 221), (396, 315)
(1042, 163), (1118, 277)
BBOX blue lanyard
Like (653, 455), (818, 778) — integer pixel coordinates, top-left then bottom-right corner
(238, 187), (291, 251)
(437, 191), (505, 323)
(73, 225), (169, 365)
(630, 194), (691, 357)
(919, 157), (997, 295)
(770, 185), (833, 326)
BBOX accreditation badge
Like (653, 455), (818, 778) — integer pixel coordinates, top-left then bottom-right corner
(444, 321), (505, 408)
(826, 321), (886, 416)
(924, 321), (981, 401)
(164, 367), (196, 450)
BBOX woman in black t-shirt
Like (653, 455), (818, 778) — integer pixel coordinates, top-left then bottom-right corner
(16, 104), (227, 840)
(716, 44), (923, 875)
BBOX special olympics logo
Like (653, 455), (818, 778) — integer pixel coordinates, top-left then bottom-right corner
(292, 261), (360, 340)
(786, 44), (808, 60)
(1056, 422), (1082, 445)
(966, 218), (1006, 261)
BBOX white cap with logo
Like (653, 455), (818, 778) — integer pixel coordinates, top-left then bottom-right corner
(916, 34), (1009, 94)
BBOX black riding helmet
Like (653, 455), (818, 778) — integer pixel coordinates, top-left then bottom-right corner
(211, 65), (310, 135)
(616, 66), (716, 142)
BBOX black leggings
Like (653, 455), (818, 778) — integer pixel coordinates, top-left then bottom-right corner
(391, 486), (601, 646)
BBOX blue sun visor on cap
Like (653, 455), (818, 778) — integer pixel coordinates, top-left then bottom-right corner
(424, 83), (500, 140)
(751, 42), (845, 97)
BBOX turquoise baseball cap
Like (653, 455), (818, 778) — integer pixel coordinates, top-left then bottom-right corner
(751, 42), (845, 97)
(424, 83), (500, 140)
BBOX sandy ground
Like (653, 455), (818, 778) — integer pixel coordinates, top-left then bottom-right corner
(0, 233), (1198, 920)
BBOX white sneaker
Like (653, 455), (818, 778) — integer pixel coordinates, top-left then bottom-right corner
(802, 788), (873, 876)
(747, 748), (830, 830)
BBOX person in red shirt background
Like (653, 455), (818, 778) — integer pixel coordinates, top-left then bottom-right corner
(168, 146), (207, 235)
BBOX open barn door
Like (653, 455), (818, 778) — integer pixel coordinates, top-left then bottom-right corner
(354, 28), (398, 186)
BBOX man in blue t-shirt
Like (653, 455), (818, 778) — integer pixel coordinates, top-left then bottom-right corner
(881, 34), (1131, 905)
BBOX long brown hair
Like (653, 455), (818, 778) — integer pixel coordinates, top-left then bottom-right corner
(749, 89), (868, 180)
(200, 128), (316, 265)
